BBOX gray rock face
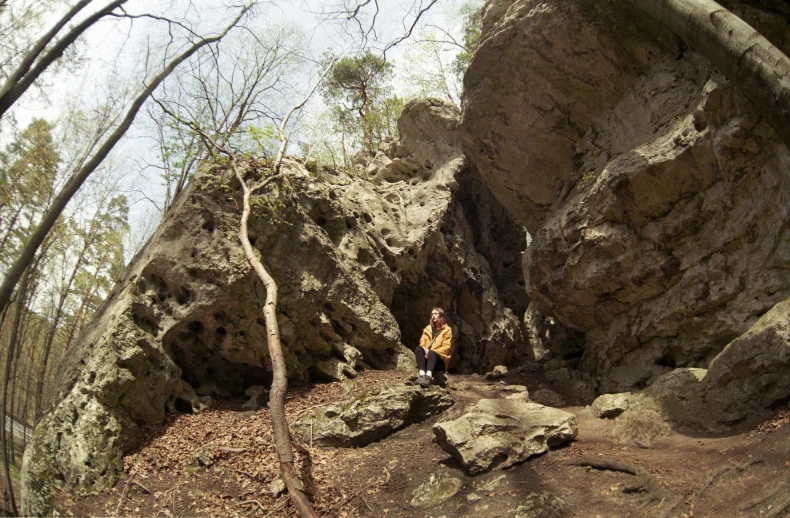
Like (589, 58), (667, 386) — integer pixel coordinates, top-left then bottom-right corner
(590, 393), (632, 419)
(463, 0), (790, 392)
(293, 385), (454, 447)
(21, 100), (528, 515)
(433, 400), (577, 474)
(652, 298), (790, 432)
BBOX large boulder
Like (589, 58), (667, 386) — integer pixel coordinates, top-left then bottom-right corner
(462, 0), (790, 391)
(292, 385), (454, 447)
(22, 100), (529, 515)
(433, 399), (577, 474)
(650, 298), (790, 433)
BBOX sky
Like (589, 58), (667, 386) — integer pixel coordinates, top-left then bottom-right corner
(2, 0), (477, 256)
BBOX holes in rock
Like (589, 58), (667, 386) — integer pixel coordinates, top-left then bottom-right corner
(216, 326), (227, 337)
(408, 248), (415, 257)
(345, 217), (356, 230)
(191, 249), (198, 259)
(202, 218), (215, 233)
(188, 268), (198, 279)
(87, 371), (96, 384)
(187, 321), (204, 334)
(362, 213), (373, 224)
(381, 228), (391, 237)
(316, 215), (328, 226)
(176, 288), (191, 306)
(256, 318), (266, 327)
(132, 310), (159, 335)
(174, 398), (194, 413)
(358, 248), (376, 267)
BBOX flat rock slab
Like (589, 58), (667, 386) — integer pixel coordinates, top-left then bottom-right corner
(293, 385), (454, 447)
(433, 399), (577, 474)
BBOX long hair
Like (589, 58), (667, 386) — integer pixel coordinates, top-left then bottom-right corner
(431, 307), (446, 326)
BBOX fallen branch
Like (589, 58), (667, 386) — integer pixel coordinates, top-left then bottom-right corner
(114, 469), (137, 516)
(240, 499), (267, 513)
(131, 481), (151, 494)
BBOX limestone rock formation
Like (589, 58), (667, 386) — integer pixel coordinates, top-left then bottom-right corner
(433, 399), (577, 474)
(462, 0), (790, 396)
(590, 393), (632, 419)
(648, 298), (790, 433)
(292, 384), (454, 447)
(22, 99), (528, 514)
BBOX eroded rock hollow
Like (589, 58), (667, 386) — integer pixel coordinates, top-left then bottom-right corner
(21, 99), (529, 515)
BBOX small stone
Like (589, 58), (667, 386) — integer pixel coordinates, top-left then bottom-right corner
(590, 393), (631, 419)
(410, 472), (463, 508)
(467, 494), (481, 502)
(485, 365), (508, 379)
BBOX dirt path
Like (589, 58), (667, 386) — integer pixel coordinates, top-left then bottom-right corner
(62, 369), (790, 517)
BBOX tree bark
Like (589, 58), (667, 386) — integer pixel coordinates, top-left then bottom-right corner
(0, 4), (252, 324)
(0, 268), (32, 517)
(629, 0), (790, 147)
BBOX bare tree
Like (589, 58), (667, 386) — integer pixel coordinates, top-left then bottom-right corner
(0, 3), (254, 331)
(0, 0), (130, 119)
(629, 0), (790, 147)
(157, 56), (335, 518)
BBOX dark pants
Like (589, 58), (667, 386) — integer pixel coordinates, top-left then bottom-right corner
(414, 346), (445, 373)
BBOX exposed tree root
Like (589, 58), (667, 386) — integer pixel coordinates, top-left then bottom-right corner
(691, 458), (762, 506)
(567, 456), (669, 508)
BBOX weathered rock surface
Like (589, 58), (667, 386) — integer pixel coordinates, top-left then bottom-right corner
(410, 472), (463, 508)
(649, 298), (790, 432)
(531, 389), (565, 408)
(590, 393), (632, 419)
(22, 100), (528, 515)
(463, 0), (790, 395)
(515, 491), (568, 518)
(433, 399), (577, 474)
(292, 384), (454, 447)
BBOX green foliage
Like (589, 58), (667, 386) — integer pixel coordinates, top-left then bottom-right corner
(452, 1), (483, 81)
(577, 170), (597, 191)
(322, 52), (396, 152)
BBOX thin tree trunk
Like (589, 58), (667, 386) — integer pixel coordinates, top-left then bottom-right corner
(0, 269), (31, 517)
(0, 4), (252, 324)
(629, 0), (790, 147)
(33, 237), (92, 423)
(0, 0), (128, 119)
(62, 283), (96, 353)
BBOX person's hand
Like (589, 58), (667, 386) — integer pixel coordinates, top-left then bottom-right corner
(423, 347), (429, 359)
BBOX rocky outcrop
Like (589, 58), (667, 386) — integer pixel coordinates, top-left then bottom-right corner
(646, 299), (790, 433)
(292, 384), (454, 447)
(22, 100), (529, 514)
(462, 0), (790, 394)
(433, 399), (577, 474)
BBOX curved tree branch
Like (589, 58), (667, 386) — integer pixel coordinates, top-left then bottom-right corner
(0, 3), (253, 329)
(629, 0), (790, 147)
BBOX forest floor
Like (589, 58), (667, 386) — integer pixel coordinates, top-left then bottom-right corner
(58, 368), (790, 518)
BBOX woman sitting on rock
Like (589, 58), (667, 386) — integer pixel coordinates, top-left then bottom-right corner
(414, 308), (453, 388)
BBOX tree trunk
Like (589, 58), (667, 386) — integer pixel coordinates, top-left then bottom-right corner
(232, 161), (316, 518)
(0, 4), (251, 323)
(0, 0), (128, 119)
(629, 0), (790, 147)
(0, 268), (31, 517)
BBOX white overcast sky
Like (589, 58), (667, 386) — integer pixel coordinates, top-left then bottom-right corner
(4, 0), (476, 249)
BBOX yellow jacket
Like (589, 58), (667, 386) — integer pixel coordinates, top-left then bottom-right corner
(419, 324), (453, 370)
